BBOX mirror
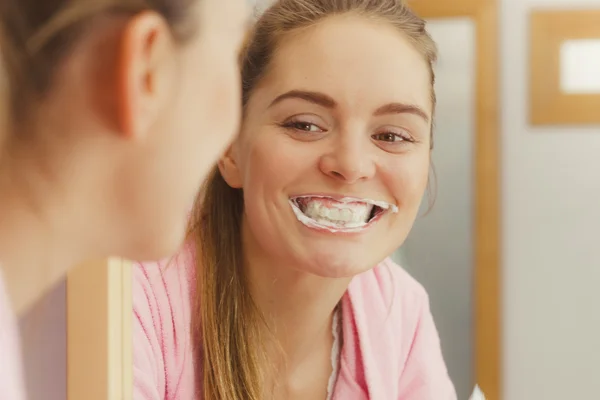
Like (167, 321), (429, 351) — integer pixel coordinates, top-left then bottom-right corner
(393, 17), (476, 400)
(560, 39), (600, 94)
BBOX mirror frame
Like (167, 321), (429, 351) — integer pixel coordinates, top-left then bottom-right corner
(410, 0), (501, 398)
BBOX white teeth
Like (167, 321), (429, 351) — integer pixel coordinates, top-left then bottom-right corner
(289, 195), (396, 232)
(340, 208), (352, 221)
(303, 201), (372, 225)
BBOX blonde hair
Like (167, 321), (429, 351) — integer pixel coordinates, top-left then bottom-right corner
(0, 0), (198, 122)
(190, 1), (438, 399)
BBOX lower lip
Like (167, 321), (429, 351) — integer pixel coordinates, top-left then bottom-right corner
(306, 215), (383, 235)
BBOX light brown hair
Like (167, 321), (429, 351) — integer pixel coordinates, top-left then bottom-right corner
(0, 0), (198, 123)
(190, 1), (438, 399)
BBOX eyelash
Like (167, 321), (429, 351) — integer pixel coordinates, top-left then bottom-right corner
(280, 120), (324, 133)
(280, 119), (415, 144)
(372, 132), (414, 144)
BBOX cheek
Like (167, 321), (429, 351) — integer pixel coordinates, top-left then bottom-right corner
(198, 64), (240, 134)
(181, 37), (242, 138)
(212, 61), (241, 122)
(240, 134), (311, 190)
(383, 152), (430, 206)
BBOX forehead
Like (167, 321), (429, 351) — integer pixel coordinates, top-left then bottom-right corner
(260, 15), (433, 115)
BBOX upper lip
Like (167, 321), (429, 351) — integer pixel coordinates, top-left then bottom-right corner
(289, 193), (396, 209)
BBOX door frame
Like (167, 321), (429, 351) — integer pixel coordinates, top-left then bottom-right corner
(67, 258), (133, 400)
(409, 0), (501, 399)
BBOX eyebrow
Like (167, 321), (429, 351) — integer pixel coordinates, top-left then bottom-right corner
(269, 90), (336, 109)
(268, 90), (430, 122)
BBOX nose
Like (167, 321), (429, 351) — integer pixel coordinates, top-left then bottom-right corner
(319, 131), (376, 184)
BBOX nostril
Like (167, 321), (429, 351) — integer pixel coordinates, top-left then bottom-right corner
(330, 171), (344, 179)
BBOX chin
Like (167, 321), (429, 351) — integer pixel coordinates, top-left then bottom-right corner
(297, 248), (384, 279)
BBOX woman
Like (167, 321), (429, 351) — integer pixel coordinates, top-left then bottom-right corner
(133, 0), (456, 399)
(0, 0), (247, 397)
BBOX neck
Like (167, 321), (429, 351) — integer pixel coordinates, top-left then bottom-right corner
(0, 134), (102, 315)
(242, 223), (351, 378)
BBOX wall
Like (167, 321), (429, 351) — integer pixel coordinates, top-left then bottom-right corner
(501, 0), (600, 399)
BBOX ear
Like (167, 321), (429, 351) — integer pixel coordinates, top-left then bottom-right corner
(218, 144), (243, 189)
(116, 11), (174, 139)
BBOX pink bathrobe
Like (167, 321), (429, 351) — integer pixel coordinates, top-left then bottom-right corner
(133, 246), (457, 399)
(0, 269), (27, 400)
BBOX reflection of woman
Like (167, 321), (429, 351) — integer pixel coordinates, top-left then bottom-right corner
(133, 0), (456, 399)
(0, 0), (247, 397)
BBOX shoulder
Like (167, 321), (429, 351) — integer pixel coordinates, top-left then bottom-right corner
(345, 257), (434, 365)
(132, 243), (198, 399)
(0, 270), (27, 399)
(348, 257), (429, 316)
(341, 258), (456, 399)
(133, 242), (197, 341)
(133, 242), (196, 315)
(345, 257), (432, 355)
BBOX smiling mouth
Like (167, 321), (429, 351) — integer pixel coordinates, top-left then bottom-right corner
(289, 195), (398, 232)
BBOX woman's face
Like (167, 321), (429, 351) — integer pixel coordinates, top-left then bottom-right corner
(223, 15), (433, 277)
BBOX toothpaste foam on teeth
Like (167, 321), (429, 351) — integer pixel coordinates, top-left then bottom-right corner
(290, 195), (397, 232)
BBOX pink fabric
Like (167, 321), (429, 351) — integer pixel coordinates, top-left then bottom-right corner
(0, 269), (27, 400)
(132, 248), (456, 400)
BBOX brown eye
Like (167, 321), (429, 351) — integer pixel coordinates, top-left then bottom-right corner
(295, 122), (317, 131)
(373, 132), (404, 142)
(282, 121), (324, 133)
